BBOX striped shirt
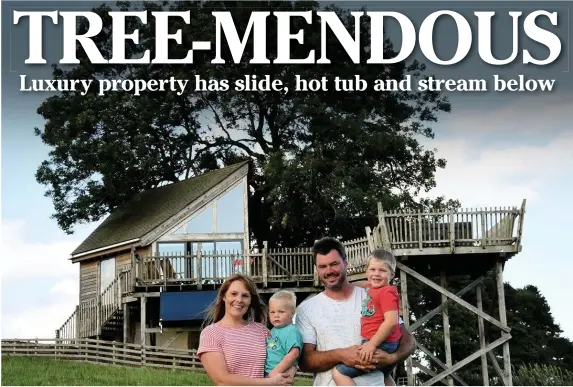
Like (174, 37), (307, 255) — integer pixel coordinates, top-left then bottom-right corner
(197, 321), (270, 378)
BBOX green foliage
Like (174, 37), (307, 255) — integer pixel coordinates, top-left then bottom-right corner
(34, 0), (456, 247)
(513, 364), (573, 386)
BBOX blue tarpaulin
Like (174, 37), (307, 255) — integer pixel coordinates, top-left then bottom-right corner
(159, 291), (218, 321)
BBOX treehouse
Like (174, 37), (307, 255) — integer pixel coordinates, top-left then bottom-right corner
(57, 161), (525, 386)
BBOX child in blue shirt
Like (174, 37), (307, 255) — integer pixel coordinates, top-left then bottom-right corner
(265, 290), (303, 379)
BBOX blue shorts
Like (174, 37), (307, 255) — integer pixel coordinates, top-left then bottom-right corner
(335, 340), (399, 378)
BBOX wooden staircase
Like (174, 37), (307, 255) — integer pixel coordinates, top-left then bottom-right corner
(99, 308), (124, 340)
(57, 270), (132, 341)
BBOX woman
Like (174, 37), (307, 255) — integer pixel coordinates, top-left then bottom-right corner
(197, 274), (293, 386)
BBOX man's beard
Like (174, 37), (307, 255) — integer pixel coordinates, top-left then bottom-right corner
(322, 272), (346, 289)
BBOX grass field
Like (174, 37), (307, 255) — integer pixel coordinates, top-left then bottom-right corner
(1, 356), (313, 385)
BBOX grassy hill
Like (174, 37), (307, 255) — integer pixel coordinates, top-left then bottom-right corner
(1, 356), (313, 386)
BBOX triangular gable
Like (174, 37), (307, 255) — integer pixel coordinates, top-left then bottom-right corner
(71, 161), (248, 258)
(160, 179), (245, 239)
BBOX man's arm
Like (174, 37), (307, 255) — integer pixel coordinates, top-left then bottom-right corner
(298, 343), (365, 373)
(371, 324), (416, 368)
(395, 324), (416, 362)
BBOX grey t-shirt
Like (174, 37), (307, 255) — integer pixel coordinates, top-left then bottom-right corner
(295, 286), (386, 386)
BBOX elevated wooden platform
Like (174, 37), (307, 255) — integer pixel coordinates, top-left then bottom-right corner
(56, 201), (525, 387)
(58, 201), (526, 342)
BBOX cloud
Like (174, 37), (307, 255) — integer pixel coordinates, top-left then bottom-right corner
(427, 130), (573, 207)
(438, 93), (572, 137)
(1, 219), (79, 281)
(2, 282), (79, 339)
(1, 219), (82, 338)
(419, 100), (573, 339)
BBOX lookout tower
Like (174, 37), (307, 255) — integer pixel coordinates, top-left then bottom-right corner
(351, 201), (526, 386)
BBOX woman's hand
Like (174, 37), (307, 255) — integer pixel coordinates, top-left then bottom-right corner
(268, 372), (294, 386)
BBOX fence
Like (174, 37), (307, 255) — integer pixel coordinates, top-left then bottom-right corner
(1, 338), (314, 380)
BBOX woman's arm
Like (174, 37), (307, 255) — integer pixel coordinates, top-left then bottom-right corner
(201, 352), (276, 386)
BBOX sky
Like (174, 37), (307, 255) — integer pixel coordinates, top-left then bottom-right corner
(1, 0), (572, 346)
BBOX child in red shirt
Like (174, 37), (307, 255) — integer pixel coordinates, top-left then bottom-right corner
(332, 249), (402, 386)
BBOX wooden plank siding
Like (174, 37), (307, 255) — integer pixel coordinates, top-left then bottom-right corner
(79, 246), (150, 303)
(79, 261), (98, 303)
(115, 251), (132, 277)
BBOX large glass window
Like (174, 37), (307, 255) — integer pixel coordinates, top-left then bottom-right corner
(186, 205), (214, 233)
(168, 182), (245, 236)
(100, 257), (116, 294)
(216, 184), (244, 233)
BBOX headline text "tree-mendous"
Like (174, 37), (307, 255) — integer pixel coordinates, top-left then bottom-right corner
(13, 10), (562, 66)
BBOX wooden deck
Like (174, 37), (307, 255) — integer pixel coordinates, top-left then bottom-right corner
(57, 202), (525, 341)
(133, 202), (525, 288)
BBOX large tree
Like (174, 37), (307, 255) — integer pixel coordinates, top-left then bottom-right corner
(35, 0), (455, 247)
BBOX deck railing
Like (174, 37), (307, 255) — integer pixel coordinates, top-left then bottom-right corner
(378, 202), (525, 253)
(133, 201), (525, 287)
(135, 245), (320, 287)
(345, 236), (371, 273)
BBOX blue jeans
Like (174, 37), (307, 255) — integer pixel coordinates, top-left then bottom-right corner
(335, 340), (399, 378)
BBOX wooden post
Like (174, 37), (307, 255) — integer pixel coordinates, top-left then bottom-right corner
(55, 329), (60, 354)
(163, 256), (168, 287)
(117, 274), (123, 309)
(96, 261), (102, 338)
(263, 241), (268, 287)
(377, 202), (392, 250)
(481, 208), (487, 248)
(477, 284), (489, 386)
(123, 302), (130, 343)
(440, 271), (453, 386)
(448, 212), (455, 253)
(516, 199), (526, 250)
(131, 247), (137, 289)
(365, 227), (375, 251)
(140, 296), (147, 346)
(197, 243), (203, 290)
(417, 213), (423, 250)
(243, 176), (250, 276)
(75, 305), (80, 344)
(399, 269), (414, 386)
(496, 261), (512, 386)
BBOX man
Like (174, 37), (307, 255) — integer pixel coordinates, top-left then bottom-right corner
(295, 237), (415, 386)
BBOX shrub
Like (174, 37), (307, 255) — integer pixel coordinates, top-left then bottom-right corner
(513, 364), (573, 386)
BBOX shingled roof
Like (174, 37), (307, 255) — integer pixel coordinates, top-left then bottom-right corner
(71, 161), (248, 256)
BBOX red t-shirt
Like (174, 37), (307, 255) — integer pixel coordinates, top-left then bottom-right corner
(360, 285), (402, 343)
